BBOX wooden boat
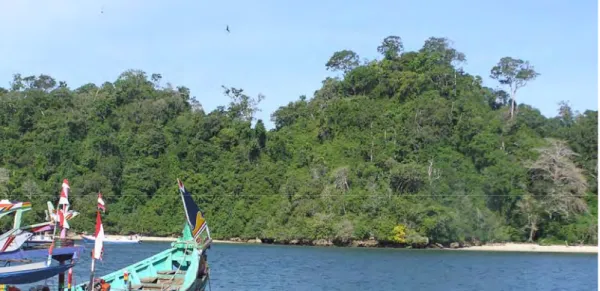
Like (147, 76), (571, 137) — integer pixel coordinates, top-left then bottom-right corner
(2, 223), (57, 252)
(0, 238), (83, 285)
(0, 243), (82, 261)
(0, 261), (76, 285)
(25, 202), (79, 247)
(0, 179), (84, 288)
(0, 231), (33, 253)
(0, 200), (55, 253)
(66, 179), (212, 291)
(0, 220), (83, 285)
(81, 234), (141, 244)
(0, 201), (33, 253)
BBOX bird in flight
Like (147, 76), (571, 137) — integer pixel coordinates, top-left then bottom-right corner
(226, 25), (230, 33)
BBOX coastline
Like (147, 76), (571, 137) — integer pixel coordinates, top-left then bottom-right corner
(457, 243), (598, 254)
(69, 234), (241, 244)
(69, 235), (597, 253)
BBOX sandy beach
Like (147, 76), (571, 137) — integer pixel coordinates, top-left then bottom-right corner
(457, 243), (598, 254)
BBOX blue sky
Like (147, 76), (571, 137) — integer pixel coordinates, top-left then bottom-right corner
(0, 0), (597, 129)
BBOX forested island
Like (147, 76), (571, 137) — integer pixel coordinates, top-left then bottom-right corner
(0, 36), (596, 248)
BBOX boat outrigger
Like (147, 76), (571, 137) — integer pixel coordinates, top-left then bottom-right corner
(0, 240), (82, 285)
(25, 202), (79, 247)
(0, 179), (84, 287)
(66, 179), (212, 291)
(0, 200), (52, 253)
(0, 200), (80, 285)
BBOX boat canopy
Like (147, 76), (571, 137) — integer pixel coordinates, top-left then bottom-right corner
(0, 262), (75, 284)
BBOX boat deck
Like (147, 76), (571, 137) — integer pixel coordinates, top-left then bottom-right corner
(132, 270), (204, 291)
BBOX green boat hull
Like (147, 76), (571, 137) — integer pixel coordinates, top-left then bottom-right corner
(66, 180), (213, 291)
(66, 225), (211, 291)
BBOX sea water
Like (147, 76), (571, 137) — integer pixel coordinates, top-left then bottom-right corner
(27, 242), (599, 291)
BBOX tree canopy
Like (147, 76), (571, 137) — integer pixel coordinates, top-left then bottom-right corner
(0, 36), (596, 246)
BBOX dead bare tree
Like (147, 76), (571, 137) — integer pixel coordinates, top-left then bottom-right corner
(333, 166), (350, 192)
(22, 180), (41, 201)
(332, 166), (350, 215)
(427, 158), (441, 185)
(526, 138), (588, 219)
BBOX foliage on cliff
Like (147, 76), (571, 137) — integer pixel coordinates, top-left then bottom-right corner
(0, 36), (596, 245)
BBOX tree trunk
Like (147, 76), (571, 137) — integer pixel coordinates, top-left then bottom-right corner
(527, 215), (537, 242)
(528, 227), (535, 242)
(453, 71), (457, 97)
(510, 98), (515, 119)
(510, 88), (517, 119)
(342, 191), (346, 215)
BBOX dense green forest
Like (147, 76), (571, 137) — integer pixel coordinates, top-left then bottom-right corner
(0, 36), (597, 247)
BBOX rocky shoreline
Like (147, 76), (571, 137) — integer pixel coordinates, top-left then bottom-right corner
(222, 237), (475, 249)
(225, 237), (381, 247)
(216, 238), (597, 253)
(68, 235), (597, 253)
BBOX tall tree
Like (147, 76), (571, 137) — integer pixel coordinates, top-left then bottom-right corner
(557, 101), (575, 127)
(32, 74), (57, 92)
(516, 194), (541, 242)
(490, 57), (540, 119)
(420, 37), (466, 66)
(222, 86), (265, 123)
(377, 36), (403, 60)
(255, 120), (267, 149)
(325, 50), (360, 74)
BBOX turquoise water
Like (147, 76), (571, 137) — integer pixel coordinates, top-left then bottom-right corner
(32, 242), (600, 291)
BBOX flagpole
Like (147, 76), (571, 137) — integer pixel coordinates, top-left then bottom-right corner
(46, 218), (58, 266)
(88, 259), (96, 291)
(47, 179), (69, 266)
(59, 203), (69, 290)
(88, 209), (99, 291)
(89, 194), (106, 291)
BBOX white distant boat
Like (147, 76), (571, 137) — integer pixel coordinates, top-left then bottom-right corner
(26, 232), (53, 245)
(81, 234), (141, 244)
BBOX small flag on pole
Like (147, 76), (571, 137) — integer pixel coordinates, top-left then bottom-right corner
(87, 192), (106, 291)
(58, 209), (69, 229)
(97, 192), (106, 212)
(59, 179), (70, 205)
(93, 210), (104, 260)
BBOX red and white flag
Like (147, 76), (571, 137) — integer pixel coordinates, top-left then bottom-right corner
(59, 179), (70, 205)
(93, 210), (104, 260)
(58, 209), (69, 229)
(97, 192), (106, 212)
